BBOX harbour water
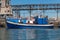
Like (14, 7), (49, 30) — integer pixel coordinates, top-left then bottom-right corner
(0, 28), (60, 40)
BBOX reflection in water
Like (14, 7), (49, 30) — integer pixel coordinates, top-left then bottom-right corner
(0, 28), (60, 40)
(6, 29), (36, 40)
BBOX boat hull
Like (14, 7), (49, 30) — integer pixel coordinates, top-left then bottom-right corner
(6, 21), (54, 29)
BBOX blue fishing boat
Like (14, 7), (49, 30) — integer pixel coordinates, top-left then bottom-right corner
(6, 16), (55, 29)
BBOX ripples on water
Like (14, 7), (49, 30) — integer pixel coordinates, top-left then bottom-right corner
(0, 28), (60, 40)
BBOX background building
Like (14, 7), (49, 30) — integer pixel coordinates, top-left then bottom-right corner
(0, 0), (12, 15)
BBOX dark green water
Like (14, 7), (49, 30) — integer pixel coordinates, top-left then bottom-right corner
(0, 28), (60, 40)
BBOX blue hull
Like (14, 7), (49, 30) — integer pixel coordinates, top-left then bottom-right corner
(6, 21), (54, 29)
